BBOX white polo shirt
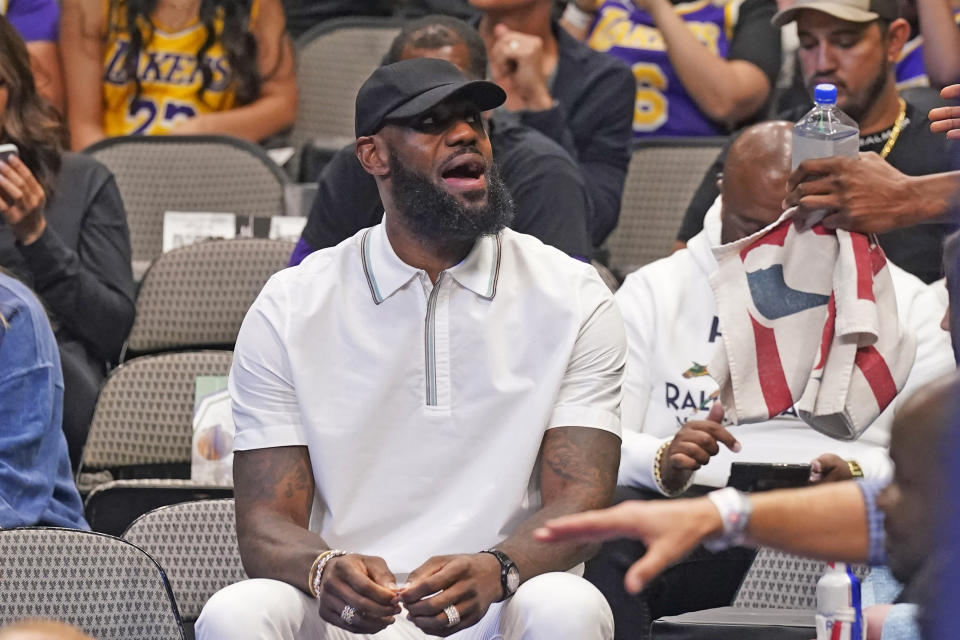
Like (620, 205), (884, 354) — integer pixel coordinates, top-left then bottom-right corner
(229, 223), (625, 574)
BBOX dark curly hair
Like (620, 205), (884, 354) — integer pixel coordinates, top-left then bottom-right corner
(0, 15), (64, 194)
(109, 0), (262, 106)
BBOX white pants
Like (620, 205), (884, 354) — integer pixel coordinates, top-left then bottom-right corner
(196, 571), (613, 640)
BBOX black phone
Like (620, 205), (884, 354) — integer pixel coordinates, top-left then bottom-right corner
(0, 143), (18, 164)
(727, 462), (811, 492)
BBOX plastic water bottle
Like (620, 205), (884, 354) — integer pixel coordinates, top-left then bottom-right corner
(815, 562), (865, 640)
(792, 83), (859, 171)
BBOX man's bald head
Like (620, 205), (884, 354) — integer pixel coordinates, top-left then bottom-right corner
(720, 121), (793, 244)
(0, 621), (94, 640)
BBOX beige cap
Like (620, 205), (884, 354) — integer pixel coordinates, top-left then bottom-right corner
(771, 0), (899, 27)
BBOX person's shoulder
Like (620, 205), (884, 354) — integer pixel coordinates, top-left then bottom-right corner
(500, 229), (595, 278)
(889, 260), (934, 304)
(618, 247), (696, 301)
(57, 151), (114, 186)
(275, 227), (365, 286)
(492, 117), (579, 170)
(0, 274), (52, 356)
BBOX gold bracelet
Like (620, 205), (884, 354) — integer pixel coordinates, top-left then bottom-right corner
(308, 549), (344, 598)
(846, 459), (864, 479)
(653, 439), (694, 497)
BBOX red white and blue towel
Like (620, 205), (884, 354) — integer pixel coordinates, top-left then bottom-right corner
(708, 210), (916, 440)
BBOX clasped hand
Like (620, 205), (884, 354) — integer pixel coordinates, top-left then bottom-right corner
(317, 552), (502, 636)
(0, 155), (47, 245)
(488, 24), (554, 112)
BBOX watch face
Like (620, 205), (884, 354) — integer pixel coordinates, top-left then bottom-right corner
(506, 565), (520, 594)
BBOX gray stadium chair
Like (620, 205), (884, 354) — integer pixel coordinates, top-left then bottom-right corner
(77, 351), (234, 493)
(605, 138), (727, 278)
(84, 135), (289, 274)
(127, 238), (294, 355)
(85, 479), (234, 537)
(651, 548), (870, 639)
(0, 528), (184, 640)
(123, 499), (247, 631)
(733, 548), (868, 610)
(289, 17), (403, 177)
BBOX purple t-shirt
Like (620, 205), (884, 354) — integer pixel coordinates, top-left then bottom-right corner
(3, 0), (59, 42)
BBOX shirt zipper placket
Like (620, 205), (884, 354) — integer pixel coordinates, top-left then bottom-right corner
(424, 273), (444, 406)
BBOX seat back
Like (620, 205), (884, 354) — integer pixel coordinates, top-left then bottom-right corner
(290, 17), (403, 161)
(123, 499), (247, 623)
(606, 138), (726, 277)
(734, 548), (869, 610)
(0, 528), (183, 640)
(78, 351), (234, 490)
(127, 238), (294, 354)
(85, 479), (234, 537)
(85, 135), (289, 269)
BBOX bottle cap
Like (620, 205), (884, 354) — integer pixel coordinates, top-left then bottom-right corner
(814, 84), (837, 105)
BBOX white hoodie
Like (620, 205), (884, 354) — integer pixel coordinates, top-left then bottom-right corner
(615, 200), (954, 491)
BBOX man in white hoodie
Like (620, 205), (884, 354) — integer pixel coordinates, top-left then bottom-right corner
(588, 121), (954, 639)
(616, 120), (953, 495)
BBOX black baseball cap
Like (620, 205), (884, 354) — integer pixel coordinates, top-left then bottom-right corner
(354, 58), (506, 138)
(772, 0), (899, 26)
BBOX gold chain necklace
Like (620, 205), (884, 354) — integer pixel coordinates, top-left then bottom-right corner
(878, 98), (907, 159)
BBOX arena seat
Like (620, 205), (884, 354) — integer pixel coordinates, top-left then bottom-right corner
(124, 499), (246, 637)
(289, 16), (404, 179)
(650, 548), (869, 639)
(605, 137), (727, 278)
(127, 238), (294, 356)
(76, 350), (234, 495)
(0, 528), (183, 639)
(84, 135), (289, 277)
(85, 479), (234, 537)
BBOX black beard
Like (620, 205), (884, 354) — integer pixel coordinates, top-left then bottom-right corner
(387, 151), (515, 244)
(810, 62), (890, 125)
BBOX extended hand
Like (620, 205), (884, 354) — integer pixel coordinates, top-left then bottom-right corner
(317, 554), (401, 634)
(661, 402), (739, 492)
(929, 84), (960, 140)
(0, 155), (47, 244)
(399, 553), (502, 637)
(784, 152), (912, 233)
(808, 453), (853, 484)
(534, 497), (723, 593)
(489, 24), (554, 112)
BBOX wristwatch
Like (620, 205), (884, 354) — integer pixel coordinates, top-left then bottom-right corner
(480, 548), (520, 601)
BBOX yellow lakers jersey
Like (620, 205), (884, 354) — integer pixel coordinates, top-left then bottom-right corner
(101, 0), (260, 137)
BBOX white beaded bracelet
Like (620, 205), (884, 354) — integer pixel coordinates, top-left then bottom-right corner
(703, 487), (752, 552)
(310, 549), (348, 598)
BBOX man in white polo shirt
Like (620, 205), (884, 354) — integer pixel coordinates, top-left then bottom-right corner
(196, 57), (624, 640)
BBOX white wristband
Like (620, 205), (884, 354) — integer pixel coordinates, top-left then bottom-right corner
(562, 3), (596, 30)
(703, 487), (752, 552)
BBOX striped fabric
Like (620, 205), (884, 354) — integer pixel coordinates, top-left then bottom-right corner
(708, 210), (916, 440)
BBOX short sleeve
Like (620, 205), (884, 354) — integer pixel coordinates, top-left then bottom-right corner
(5, 0), (60, 42)
(547, 270), (626, 436)
(230, 277), (308, 450)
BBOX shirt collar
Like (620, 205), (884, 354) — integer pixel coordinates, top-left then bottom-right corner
(360, 222), (503, 304)
(446, 232), (502, 300)
(361, 222), (420, 305)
